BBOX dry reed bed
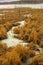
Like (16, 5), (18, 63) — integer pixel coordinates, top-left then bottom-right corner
(0, 8), (43, 40)
(0, 8), (43, 65)
(0, 42), (43, 65)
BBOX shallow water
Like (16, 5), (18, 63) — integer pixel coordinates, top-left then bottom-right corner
(1, 21), (27, 47)
(0, 4), (43, 9)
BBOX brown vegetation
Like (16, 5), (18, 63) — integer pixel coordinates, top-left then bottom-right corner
(0, 42), (8, 56)
(0, 42), (43, 65)
(31, 55), (43, 65)
(0, 8), (43, 40)
(13, 15), (43, 48)
(0, 43), (35, 65)
(0, 8), (43, 65)
(0, 25), (7, 39)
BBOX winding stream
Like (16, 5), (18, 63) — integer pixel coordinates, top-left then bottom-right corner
(1, 20), (27, 47)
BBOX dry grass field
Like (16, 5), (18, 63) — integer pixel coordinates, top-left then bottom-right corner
(0, 7), (43, 65)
